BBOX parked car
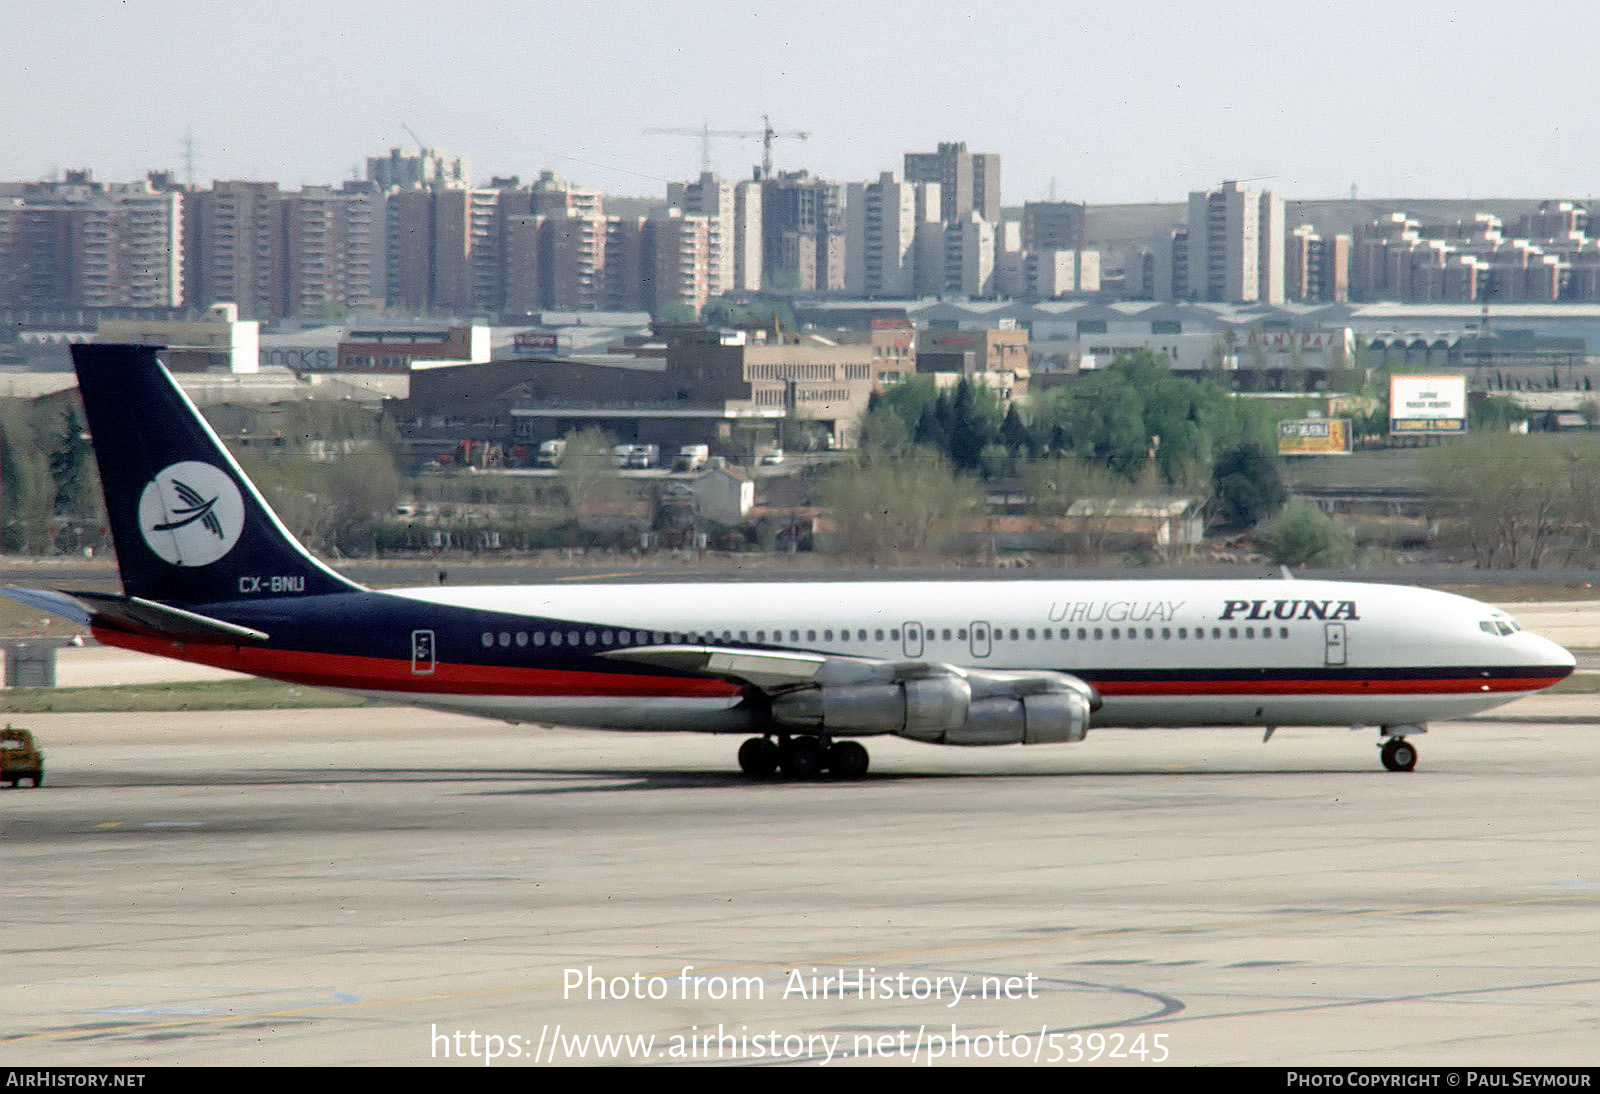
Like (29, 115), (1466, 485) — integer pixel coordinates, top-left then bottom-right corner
(674, 445), (710, 471)
(0, 726), (43, 788)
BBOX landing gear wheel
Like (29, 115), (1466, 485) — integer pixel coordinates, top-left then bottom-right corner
(778, 736), (826, 780)
(826, 741), (870, 780)
(1381, 737), (1417, 772)
(737, 737), (779, 777)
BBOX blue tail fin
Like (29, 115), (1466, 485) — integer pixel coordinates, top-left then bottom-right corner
(72, 343), (361, 605)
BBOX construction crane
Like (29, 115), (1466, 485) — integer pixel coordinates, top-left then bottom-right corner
(644, 114), (810, 179)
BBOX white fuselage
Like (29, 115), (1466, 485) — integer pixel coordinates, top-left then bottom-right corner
(360, 578), (1574, 733)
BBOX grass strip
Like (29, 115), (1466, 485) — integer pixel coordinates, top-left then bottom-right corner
(0, 679), (373, 714)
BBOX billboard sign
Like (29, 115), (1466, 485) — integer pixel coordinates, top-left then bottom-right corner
(513, 331), (560, 357)
(1389, 375), (1467, 434)
(1278, 418), (1352, 455)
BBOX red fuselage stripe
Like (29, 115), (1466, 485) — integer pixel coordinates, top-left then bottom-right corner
(1093, 677), (1563, 697)
(96, 628), (744, 698)
(95, 627), (1561, 701)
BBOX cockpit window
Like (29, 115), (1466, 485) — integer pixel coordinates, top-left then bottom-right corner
(1481, 620), (1518, 636)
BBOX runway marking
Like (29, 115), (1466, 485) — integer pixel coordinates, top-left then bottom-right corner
(4, 893), (1592, 1047)
(1123, 972), (1600, 1029)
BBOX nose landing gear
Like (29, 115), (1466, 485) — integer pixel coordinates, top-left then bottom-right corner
(1379, 732), (1419, 772)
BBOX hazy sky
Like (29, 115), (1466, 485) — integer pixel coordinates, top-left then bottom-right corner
(7, 0), (1598, 204)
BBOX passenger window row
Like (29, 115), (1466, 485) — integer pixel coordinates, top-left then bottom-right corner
(477, 624), (1295, 649)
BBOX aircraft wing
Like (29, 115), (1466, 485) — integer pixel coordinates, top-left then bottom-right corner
(1, 587), (270, 645)
(600, 643), (1100, 707)
(599, 644), (832, 689)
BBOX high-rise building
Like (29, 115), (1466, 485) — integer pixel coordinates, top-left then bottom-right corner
(1286, 225), (1350, 304)
(504, 212), (544, 315)
(668, 172), (736, 298)
(1021, 201), (1086, 253)
(0, 172), (187, 311)
(648, 209), (712, 316)
(1287, 225), (1323, 303)
(731, 179), (763, 293)
(428, 186), (507, 313)
(533, 172), (605, 311)
(367, 147), (469, 191)
(1521, 200), (1587, 241)
(1185, 180), (1284, 303)
(279, 182), (386, 318)
(191, 180), (283, 320)
(67, 178), (185, 309)
(904, 141), (1001, 224)
(602, 215), (649, 312)
(943, 212), (997, 297)
(845, 172), (936, 297)
(385, 188), (430, 311)
(761, 171), (844, 292)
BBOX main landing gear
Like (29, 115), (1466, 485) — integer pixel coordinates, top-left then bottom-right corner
(737, 735), (870, 780)
(1379, 728), (1421, 772)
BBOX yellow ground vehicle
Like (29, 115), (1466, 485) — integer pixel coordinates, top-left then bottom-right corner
(0, 726), (43, 787)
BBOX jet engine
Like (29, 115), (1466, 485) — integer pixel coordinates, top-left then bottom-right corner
(768, 670), (1093, 747)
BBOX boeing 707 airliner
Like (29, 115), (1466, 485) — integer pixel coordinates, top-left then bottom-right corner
(5, 344), (1576, 779)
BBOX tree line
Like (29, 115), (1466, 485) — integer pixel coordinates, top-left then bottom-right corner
(820, 352), (1296, 562)
(1423, 432), (1600, 569)
(16, 350), (1593, 570)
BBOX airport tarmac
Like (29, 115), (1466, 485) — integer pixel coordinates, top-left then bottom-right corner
(3, 696), (1597, 1068)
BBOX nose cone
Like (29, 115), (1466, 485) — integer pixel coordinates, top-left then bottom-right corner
(1529, 633), (1577, 682)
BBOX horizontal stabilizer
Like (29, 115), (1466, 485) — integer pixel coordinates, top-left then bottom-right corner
(2, 587), (269, 644)
(0, 587), (93, 626)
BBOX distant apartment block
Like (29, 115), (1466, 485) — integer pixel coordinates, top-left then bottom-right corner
(1185, 179), (1285, 304)
(367, 147), (469, 191)
(31, 151), (1600, 325)
(942, 212), (997, 297)
(0, 172), (185, 311)
(279, 183), (387, 317)
(1021, 201), (1087, 253)
(1019, 248), (1100, 298)
(503, 211), (544, 315)
(904, 141), (1001, 225)
(731, 179), (763, 292)
(668, 172), (740, 298)
(649, 209), (712, 316)
(600, 215), (648, 313)
(190, 179), (282, 319)
(1286, 224), (1351, 303)
(1350, 201), (1600, 303)
(761, 170), (844, 292)
(532, 172), (606, 311)
(844, 172), (937, 297)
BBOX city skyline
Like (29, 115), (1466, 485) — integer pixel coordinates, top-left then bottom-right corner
(9, 0), (1600, 205)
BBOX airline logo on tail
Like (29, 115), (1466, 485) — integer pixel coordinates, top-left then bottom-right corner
(137, 462), (245, 567)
